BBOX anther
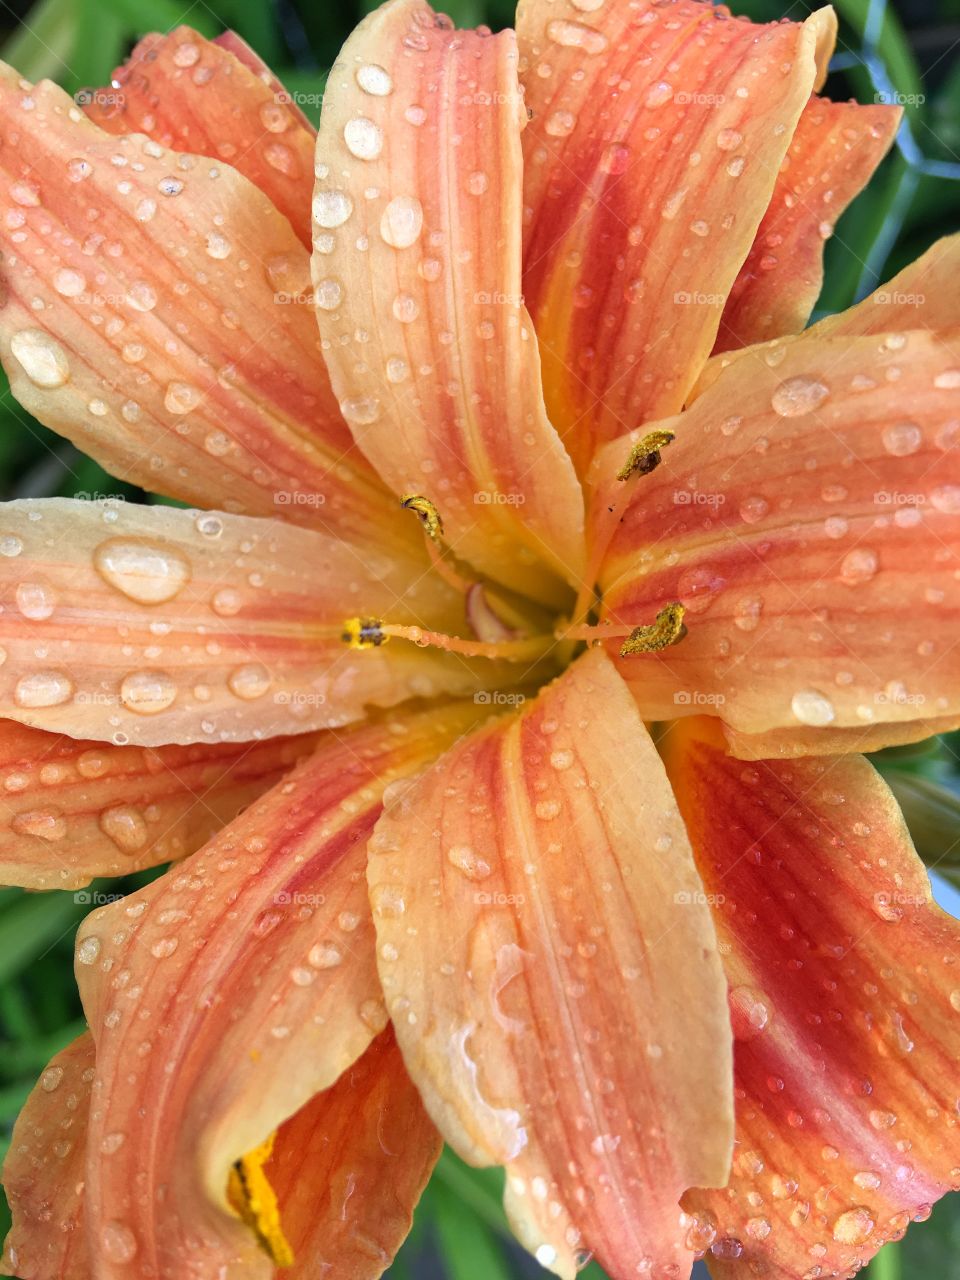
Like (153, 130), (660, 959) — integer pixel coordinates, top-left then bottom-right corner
(616, 429), (676, 482)
(342, 617), (388, 649)
(619, 603), (687, 656)
(400, 493), (444, 541)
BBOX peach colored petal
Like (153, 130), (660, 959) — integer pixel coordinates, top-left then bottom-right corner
(1, 1034), (93, 1280)
(697, 232), (960, 400)
(270, 1028), (441, 1278)
(662, 718), (960, 1277)
(0, 498), (517, 746)
(0, 64), (396, 543)
(0, 718), (322, 889)
(723, 713), (960, 762)
(83, 27), (315, 246)
(312, 0), (585, 606)
(517, 0), (827, 473)
(369, 649), (733, 1278)
(210, 31), (313, 131)
(715, 97), (900, 353)
(596, 327), (960, 751)
(73, 701), (476, 1279)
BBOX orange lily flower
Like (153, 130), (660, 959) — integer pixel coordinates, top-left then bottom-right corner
(1, 1), (958, 1277)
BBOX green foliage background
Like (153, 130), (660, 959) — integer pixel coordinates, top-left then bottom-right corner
(0, 0), (958, 1277)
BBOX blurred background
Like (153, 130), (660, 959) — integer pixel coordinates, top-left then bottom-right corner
(0, 0), (958, 1277)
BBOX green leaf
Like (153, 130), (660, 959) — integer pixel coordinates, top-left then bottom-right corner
(0, 893), (84, 987)
(433, 1184), (514, 1280)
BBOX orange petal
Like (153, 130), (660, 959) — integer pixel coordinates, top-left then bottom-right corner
(0, 64), (392, 542)
(697, 232), (960, 400)
(312, 0), (585, 606)
(269, 1027), (441, 1277)
(369, 649), (733, 1278)
(83, 27), (315, 246)
(73, 701), (474, 1278)
(596, 327), (960, 750)
(0, 719), (322, 889)
(1, 1034), (93, 1280)
(210, 31), (313, 131)
(715, 97), (900, 354)
(0, 498), (509, 746)
(662, 717), (960, 1277)
(517, 0), (829, 472)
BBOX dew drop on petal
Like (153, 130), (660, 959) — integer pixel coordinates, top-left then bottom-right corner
(356, 64), (393, 96)
(343, 117), (384, 160)
(840, 548), (878, 585)
(771, 375), (830, 417)
(9, 330), (71, 388)
(93, 539), (190, 604)
(313, 190), (353, 228)
(227, 663), (272, 700)
(791, 688), (835, 726)
(119, 670), (177, 715)
(14, 670), (73, 708)
(380, 195), (423, 248)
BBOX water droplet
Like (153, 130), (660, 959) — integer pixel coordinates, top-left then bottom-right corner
(205, 231), (231, 259)
(771, 375), (830, 417)
(164, 381), (202, 414)
(99, 805), (148, 852)
(729, 985), (772, 1039)
(645, 81), (673, 108)
(840, 548), (878, 585)
(832, 1207), (875, 1244)
(15, 581), (56, 619)
(791, 688), (835, 726)
(930, 485), (960, 515)
(356, 64), (393, 96)
(0, 535), (23, 557)
(53, 268), (86, 297)
(40, 1065), (64, 1091)
(392, 293), (419, 323)
(120, 670), (177, 715)
(344, 116), (383, 160)
(93, 539), (190, 604)
(380, 195), (423, 248)
(546, 18), (608, 53)
(12, 809), (67, 841)
(313, 190), (353, 228)
(314, 277), (343, 310)
(9, 330), (71, 388)
(126, 281), (157, 312)
(308, 941), (343, 969)
(739, 495), (769, 525)
(14, 670), (73, 708)
(446, 844), (492, 880)
(882, 421), (922, 457)
(76, 935), (101, 965)
(716, 128), (743, 151)
(733, 596), (762, 632)
(227, 663), (272, 700)
(545, 110), (576, 137)
(339, 396), (381, 425)
(101, 1221), (138, 1264)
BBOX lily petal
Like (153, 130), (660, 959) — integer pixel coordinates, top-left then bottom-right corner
(0, 64), (392, 541)
(82, 28), (315, 246)
(662, 717), (960, 1278)
(715, 98), (900, 353)
(596, 327), (960, 752)
(268, 1027), (441, 1277)
(368, 648), (733, 1278)
(0, 719), (321, 889)
(517, 0), (828, 472)
(0, 498), (511, 746)
(313, 0), (585, 605)
(74, 701), (474, 1279)
(697, 232), (960, 399)
(1, 1033), (94, 1280)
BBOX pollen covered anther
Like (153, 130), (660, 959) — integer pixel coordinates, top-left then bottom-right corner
(226, 1132), (294, 1268)
(619, 603), (688, 656)
(342, 616), (388, 649)
(400, 493), (444, 541)
(616, 430), (676, 482)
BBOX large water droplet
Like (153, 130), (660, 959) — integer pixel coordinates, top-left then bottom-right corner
(119, 670), (177, 715)
(380, 195), (423, 248)
(99, 805), (149, 852)
(313, 189), (353, 228)
(344, 117), (384, 160)
(356, 64), (393, 96)
(14, 670), (73, 708)
(771, 375), (830, 417)
(9, 330), (71, 388)
(790, 688), (835, 726)
(93, 539), (190, 604)
(840, 548), (878, 585)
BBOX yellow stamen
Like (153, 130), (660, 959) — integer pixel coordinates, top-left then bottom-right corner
(619, 603), (687, 656)
(226, 1132), (294, 1268)
(342, 617), (388, 649)
(616, 429), (676, 482)
(401, 493), (444, 541)
(379, 622), (554, 662)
